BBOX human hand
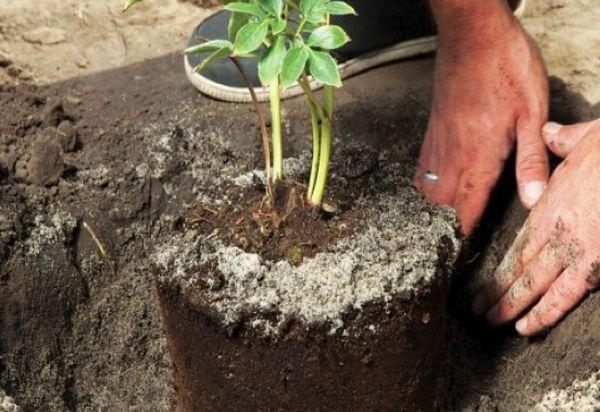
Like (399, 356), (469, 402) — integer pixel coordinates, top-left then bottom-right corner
(414, 2), (550, 235)
(473, 119), (600, 336)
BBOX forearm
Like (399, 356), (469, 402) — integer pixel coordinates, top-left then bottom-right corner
(429, 0), (518, 52)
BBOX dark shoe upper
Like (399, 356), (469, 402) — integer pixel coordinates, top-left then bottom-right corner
(333, 0), (435, 58)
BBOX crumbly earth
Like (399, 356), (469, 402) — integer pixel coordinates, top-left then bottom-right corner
(533, 372), (600, 412)
(0, 51), (445, 409)
(1, 56), (599, 412)
(0, 390), (19, 412)
(154, 159), (460, 336)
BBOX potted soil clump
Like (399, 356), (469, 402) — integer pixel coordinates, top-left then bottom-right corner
(154, 165), (459, 410)
(125, 0), (461, 409)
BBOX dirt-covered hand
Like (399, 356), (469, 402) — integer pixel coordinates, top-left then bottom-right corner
(414, 6), (549, 235)
(473, 119), (600, 336)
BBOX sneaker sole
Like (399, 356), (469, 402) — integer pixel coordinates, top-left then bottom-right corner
(185, 0), (527, 103)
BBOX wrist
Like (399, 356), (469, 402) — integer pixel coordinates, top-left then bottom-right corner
(429, 0), (519, 55)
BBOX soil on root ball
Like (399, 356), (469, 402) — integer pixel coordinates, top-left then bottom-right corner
(186, 179), (366, 266)
(154, 148), (461, 410)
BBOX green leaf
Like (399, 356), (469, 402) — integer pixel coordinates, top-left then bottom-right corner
(258, 36), (286, 85)
(270, 17), (286, 35)
(193, 47), (232, 73)
(259, 0), (284, 16)
(306, 11), (327, 24)
(122, 0), (144, 12)
(281, 45), (309, 87)
(228, 11), (251, 42)
(233, 20), (269, 54)
(292, 37), (305, 48)
(184, 40), (233, 55)
(308, 50), (341, 87)
(307, 25), (350, 50)
(302, 22), (321, 32)
(321, 1), (356, 15)
(224, 2), (266, 17)
(299, 0), (326, 15)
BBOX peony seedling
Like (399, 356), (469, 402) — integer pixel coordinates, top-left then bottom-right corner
(124, 0), (355, 208)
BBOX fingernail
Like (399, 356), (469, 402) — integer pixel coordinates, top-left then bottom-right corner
(485, 304), (499, 324)
(542, 122), (563, 136)
(522, 181), (546, 208)
(472, 295), (487, 315)
(515, 317), (528, 335)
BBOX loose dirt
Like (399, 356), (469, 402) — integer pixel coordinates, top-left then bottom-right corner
(0, 51), (444, 409)
(534, 372), (600, 411)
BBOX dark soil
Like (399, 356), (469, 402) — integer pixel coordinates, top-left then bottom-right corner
(160, 277), (448, 411)
(0, 51), (599, 411)
(187, 176), (369, 265)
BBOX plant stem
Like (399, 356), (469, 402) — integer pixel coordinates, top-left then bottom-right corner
(310, 119), (331, 205)
(299, 73), (325, 121)
(295, 16), (307, 36)
(230, 56), (272, 183)
(299, 73), (324, 199)
(307, 99), (320, 197)
(323, 83), (334, 119)
(284, 0), (299, 11)
(309, 85), (334, 206)
(270, 78), (283, 181)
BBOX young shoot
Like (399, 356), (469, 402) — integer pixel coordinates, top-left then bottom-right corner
(123, 0), (355, 208)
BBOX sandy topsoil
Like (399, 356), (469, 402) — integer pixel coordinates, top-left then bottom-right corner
(0, 0), (598, 410)
(2, 0), (596, 129)
(0, 0), (209, 84)
(0, 0), (598, 104)
(522, 0), (600, 106)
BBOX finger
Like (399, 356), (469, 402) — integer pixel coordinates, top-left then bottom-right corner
(414, 133), (459, 206)
(542, 120), (600, 158)
(472, 221), (550, 315)
(485, 240), (568, 326)
(415, 164), (460, 206)
(516, 115), (550, 209)
(515, 264), (591, 336)
(413, 131), (435, 192)
(453, 164), (503, 236)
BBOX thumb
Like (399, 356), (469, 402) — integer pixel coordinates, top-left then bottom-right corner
(516, 117), (549, 209)
(542, 120), (599, 158)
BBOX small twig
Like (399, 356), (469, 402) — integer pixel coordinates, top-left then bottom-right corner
(202, 205), (218, 214)
(83, 221), (107, 257)
(82, 220), (117, 276)
(206, 228), (220, 240)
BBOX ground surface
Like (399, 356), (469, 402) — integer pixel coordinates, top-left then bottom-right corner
(0, 0), (599, 410)
(0, 0), (210, 85)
